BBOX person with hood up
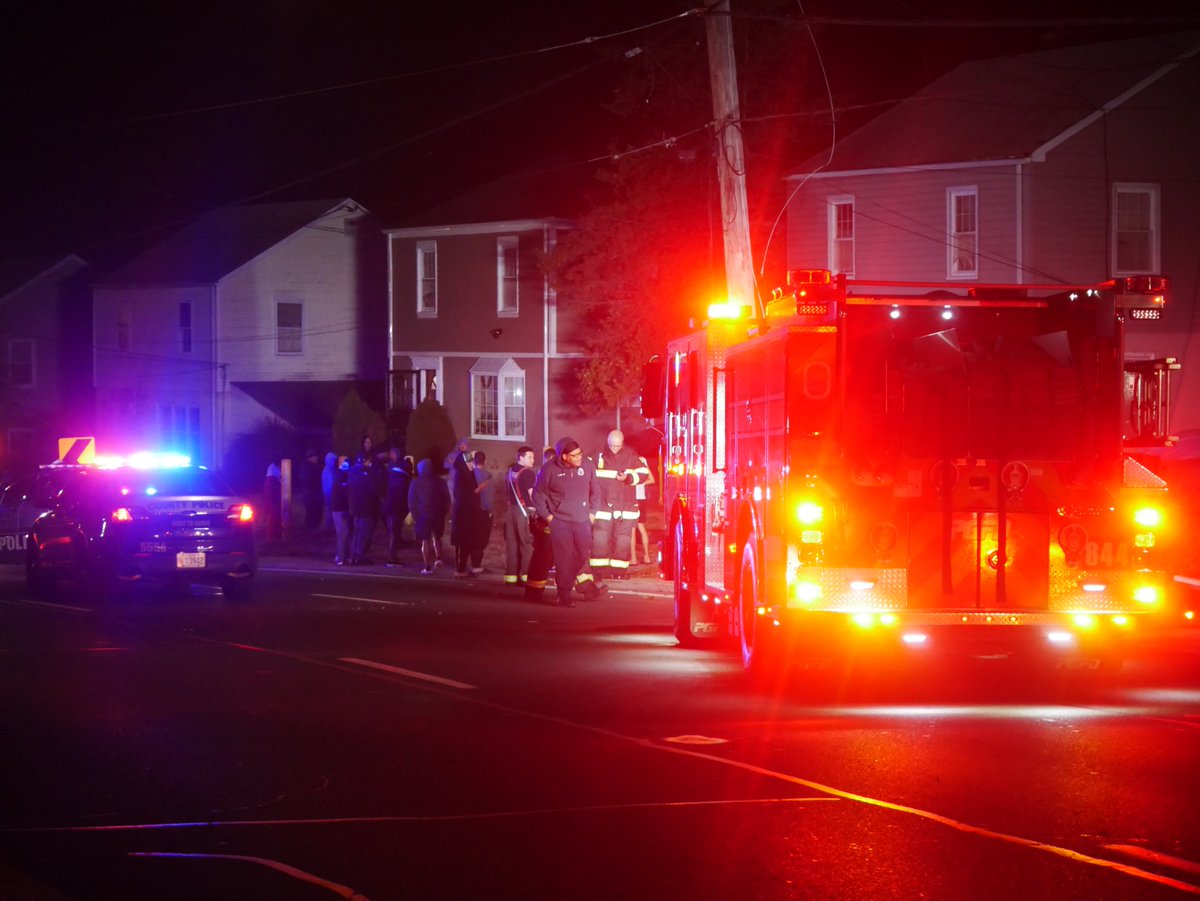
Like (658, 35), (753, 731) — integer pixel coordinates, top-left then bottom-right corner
(408, 458), (450, 574)
(384, 450), (414, 566)
(531, 437), (605, 607)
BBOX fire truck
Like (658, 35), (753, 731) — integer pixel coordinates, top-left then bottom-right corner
(644, 270), (1178, 673)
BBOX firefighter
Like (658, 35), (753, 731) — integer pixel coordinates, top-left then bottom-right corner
(532, 437), (605, 607)
(590, 429), (651, 583)
(523, 448), (557, 602)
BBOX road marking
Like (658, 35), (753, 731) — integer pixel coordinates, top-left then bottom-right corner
(0, 598), (91, 613)
(128, 851), (370, 900)
(19, 797), (838, 832)
(338, 657), (475, 690)
(1105, 844), (1200, 876)
(314, 593), (414, 608)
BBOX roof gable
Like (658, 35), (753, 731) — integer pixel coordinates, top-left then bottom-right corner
(96, 198), (364, 287)
(791, 31), (1200, 177)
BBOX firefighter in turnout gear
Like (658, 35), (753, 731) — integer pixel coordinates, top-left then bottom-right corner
(590, 429), (651, 583)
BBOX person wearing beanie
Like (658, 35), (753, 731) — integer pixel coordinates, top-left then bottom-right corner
(531, 437), (606, 606)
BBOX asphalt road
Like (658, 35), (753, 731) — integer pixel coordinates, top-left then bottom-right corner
(0, 562), (1198, 900)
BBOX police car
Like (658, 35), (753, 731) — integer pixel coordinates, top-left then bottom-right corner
(25, 455), (257, 601)
(0, 465), (89, 565)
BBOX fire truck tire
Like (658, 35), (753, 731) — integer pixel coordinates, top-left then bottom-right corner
(672, 519), (711, 646)
(738, 540), (778, 673)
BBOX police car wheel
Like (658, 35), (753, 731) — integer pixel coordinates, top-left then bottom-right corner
(222, 575), (255, 601)
(26, 553), (55, 600)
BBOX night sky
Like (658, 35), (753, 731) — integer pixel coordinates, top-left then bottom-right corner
(2, 0), (1197, 272)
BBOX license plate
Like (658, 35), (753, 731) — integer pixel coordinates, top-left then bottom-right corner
(176, 552), (206, 569)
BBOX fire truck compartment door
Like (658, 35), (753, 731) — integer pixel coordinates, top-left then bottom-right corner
(907, 511), (1048, 609)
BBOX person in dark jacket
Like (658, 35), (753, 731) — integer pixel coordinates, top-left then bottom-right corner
(470, 450), (493, 573)
(524, 447), (557, 602)
(504, 446), (537, 585)
(408, 458), (450, 574)
(321, 451), (338, 533)
(347, 453), (382, 564)
(532, 437), (605, 606)
(384, 450), (413, 566)
(450, 450), (484, 578)
(330, 456), (352, 565)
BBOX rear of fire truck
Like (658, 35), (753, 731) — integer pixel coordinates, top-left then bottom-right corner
(655, 271), (1177, 675)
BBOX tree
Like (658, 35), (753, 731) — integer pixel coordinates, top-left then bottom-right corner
(405, 397), (457, 472)
(332, 389), (387, 458)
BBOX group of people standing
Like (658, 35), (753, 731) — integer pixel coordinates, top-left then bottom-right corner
(311, 428), (655, 605)
(505, 429), (654, 608)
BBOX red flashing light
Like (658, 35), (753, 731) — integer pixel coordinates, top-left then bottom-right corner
(112, 507), (134, 523)
(230, 504), (255, 523)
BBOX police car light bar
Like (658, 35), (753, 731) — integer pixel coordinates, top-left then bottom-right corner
(95, 452), (192, 470)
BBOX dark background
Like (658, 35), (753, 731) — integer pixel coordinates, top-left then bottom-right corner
(3, 0), (1198, 270)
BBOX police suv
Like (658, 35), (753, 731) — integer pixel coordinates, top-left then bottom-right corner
(0, 465), (88, 565)
(24, 459), (257, 601)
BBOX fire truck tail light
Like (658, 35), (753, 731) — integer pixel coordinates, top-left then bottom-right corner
(1119, 275), (1169, 295)
(1046, 631), (1074, 645)
(1133, 506), (1162, 528)
(852, 613), (875, 628)
(112, 507), (134, 523)
(850, 580), (875, 591)
(1082, 582), (1106, 593)
(793, 581), (821, 604)
(795, 501), (824, 525)
(902, 632), (928, 645)
(1073, 614), (1097, 630)
(1133, 586), (1159, 605)
(1134, 532), (1156, 548)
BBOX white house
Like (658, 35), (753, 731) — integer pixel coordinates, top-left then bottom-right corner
(92, 198), (386, 468)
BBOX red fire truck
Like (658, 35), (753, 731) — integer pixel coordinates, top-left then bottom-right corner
(644, 270), (1178, 673)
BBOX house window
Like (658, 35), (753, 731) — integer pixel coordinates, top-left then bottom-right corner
(159, 404), (201, 456)
(947, 186), (978, 278)
(497, 236), (518, 315)
(179, 302), (192, 353)
(6, 339), (34, 387)
(470, 358), (526, 439)
(117, 304), (131, 352)
(828, 197), (854, 276)
(276, 302), (303, 354)
(417, 241), (437, 317)
(1113, 183), (1159, 275)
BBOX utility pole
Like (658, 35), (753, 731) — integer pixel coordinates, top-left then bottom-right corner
(705, 0), (758, 314)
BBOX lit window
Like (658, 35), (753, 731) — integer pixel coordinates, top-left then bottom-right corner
(417, 241), (437, 317)
(947, 186), (978, 278)
(1113, 183), (1159, 275)
(470, 358), (525, 439)
(497, 236), (518, 315)
(828, 197), (854, 276)
(159, 404), (201, 457)
(276, 302), (302, 354)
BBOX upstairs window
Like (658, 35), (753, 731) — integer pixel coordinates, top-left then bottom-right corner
(947, 186), (978, 278)
(6, 339), (34, 387)
(276, 302), (303, 354)
(1113, 183), (1160, 275)
(417, 241), (437, 317)
(179, 302), (192, 353)
(497, 236), (518, 315)
(828, 197), (855, 276)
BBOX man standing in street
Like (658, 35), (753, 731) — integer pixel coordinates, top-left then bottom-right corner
(591, 429), (651, 584)
(532, 437), (605, 607)
(503, 446), (537, 586)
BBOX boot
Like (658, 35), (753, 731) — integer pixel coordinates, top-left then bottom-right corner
(576, 579), (607, 602)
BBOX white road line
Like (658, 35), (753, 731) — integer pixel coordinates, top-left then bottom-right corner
(338, 657), (475, 690)
(313, 593), (414, 608)
(128, 851), (369, 900)
(0, 598), (91, 613)
(1105, 844), (1200, 876)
